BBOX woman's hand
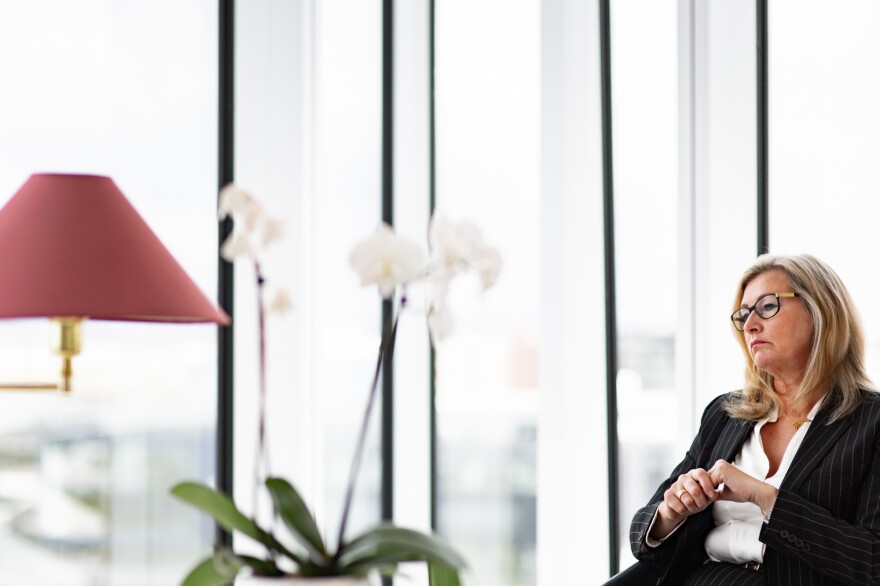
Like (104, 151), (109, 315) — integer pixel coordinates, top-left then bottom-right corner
(708, 459), (778, 515)
(650, 468), (719, 540)
(664, 468), (719, 517)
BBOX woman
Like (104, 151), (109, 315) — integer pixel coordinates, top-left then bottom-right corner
(608, 254), (880, 585)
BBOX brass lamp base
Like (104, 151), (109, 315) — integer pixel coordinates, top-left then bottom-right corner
(0, 317), (83, 392)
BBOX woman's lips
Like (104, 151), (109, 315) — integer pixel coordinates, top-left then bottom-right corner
(750, 340), (765, 349)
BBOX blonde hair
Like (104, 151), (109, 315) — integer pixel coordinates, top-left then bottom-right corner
(726, 254), (873, 423)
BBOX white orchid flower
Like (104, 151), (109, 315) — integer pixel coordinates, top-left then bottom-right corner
(428, 212), (501, 291)
(220, 231), (254, 262)
(427, 267), (452, 311)
(428, 303), (455, 346)
(218, 183), (283, 261)
(267, 288), (294, 314)
(219, 183), (262, 224)
(477, 246), (502, 290)
(350, 223), (427, 299)
(429, 213), (486, 271)
(261, 217), (284, 248)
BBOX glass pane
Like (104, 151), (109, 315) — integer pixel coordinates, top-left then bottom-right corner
(435, 1), (540, 584)
(232, 0), (385, 565)
(0, 2), (218, 585)
(610, 0), (680, 569)
(314, 0), (384, 541)
(769, 2), (880, 372)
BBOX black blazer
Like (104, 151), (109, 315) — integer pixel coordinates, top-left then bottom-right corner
(630, 389), (880, 585)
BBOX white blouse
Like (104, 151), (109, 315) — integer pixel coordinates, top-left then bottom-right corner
(705, 397), (823, 564)
(646, 397), (825, 564)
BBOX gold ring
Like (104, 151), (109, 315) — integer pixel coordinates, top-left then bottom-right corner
(676, 488), (689, 499)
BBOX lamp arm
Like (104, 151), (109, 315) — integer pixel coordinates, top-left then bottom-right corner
(0, 318), (81, 393)
(0, 382), (60, 391)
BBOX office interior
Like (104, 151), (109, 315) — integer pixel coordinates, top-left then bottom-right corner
(0, 1), (874, 585)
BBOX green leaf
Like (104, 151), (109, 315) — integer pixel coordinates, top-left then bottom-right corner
(238, 555), (284, 577)
(180, 555), (241, 586)
(265, 477), (328, 562)
(171, 482), (303, 565)
(429, 563), (462, 586)
(339, 525), (467, 571)
(172, 482), (266, 543)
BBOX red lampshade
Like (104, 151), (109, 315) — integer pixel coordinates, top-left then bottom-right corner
(0, 173), (230, 324)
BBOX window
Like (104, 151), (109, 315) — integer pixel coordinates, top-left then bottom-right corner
(232, 0), (385, 556)
(435, 1), (541, 584)
(0, 2), (219, 584)
(768, 1), (880, 375)
(610, 0), (680, 568)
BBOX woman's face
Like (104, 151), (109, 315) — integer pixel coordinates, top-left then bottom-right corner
(740, 269), (814, 386)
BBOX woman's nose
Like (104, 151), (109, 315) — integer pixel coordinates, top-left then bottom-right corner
(744, 309), (761, 331)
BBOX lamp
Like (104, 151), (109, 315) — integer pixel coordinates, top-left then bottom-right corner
(0, 173), (230, 392)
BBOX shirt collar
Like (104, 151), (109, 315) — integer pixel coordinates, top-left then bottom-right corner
(764, 393), (826, 426)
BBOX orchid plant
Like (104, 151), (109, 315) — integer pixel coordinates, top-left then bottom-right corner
(172, 185), (500, 586)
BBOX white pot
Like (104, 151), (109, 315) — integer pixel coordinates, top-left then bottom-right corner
(235, 577), (368, 586)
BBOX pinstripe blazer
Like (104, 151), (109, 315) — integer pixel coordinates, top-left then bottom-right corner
(630, 389), (880, 586)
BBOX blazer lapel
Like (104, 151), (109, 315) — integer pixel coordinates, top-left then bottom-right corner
(780, 403), (854, 492)
(708, 417), (754, 465)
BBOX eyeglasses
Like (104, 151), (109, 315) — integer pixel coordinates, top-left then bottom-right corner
(731, 292), (799, 332)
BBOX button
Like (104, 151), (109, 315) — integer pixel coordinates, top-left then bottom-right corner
(795, 539), (803, 547)
(803, 543), (811, 552)
(780, 529), (790, 538)
(788, 535), (797, 543)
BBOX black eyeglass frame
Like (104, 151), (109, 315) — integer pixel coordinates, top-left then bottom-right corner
(731, 292), (800, 331)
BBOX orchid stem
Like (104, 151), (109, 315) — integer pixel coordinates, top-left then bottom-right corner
(254, 262), (271, 516)
(335, 291), (406, 552)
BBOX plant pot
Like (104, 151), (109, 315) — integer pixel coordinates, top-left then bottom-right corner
(235, 577), (368, 586)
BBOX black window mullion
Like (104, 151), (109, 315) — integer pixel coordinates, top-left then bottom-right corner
(380, 4), (395, 586)
(598, 0), (620, 575)
(381, 0), (395, 531)
(757, 0), (769, 255)
(216, 0), (235, 549)
(428, 0), (438, 533)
